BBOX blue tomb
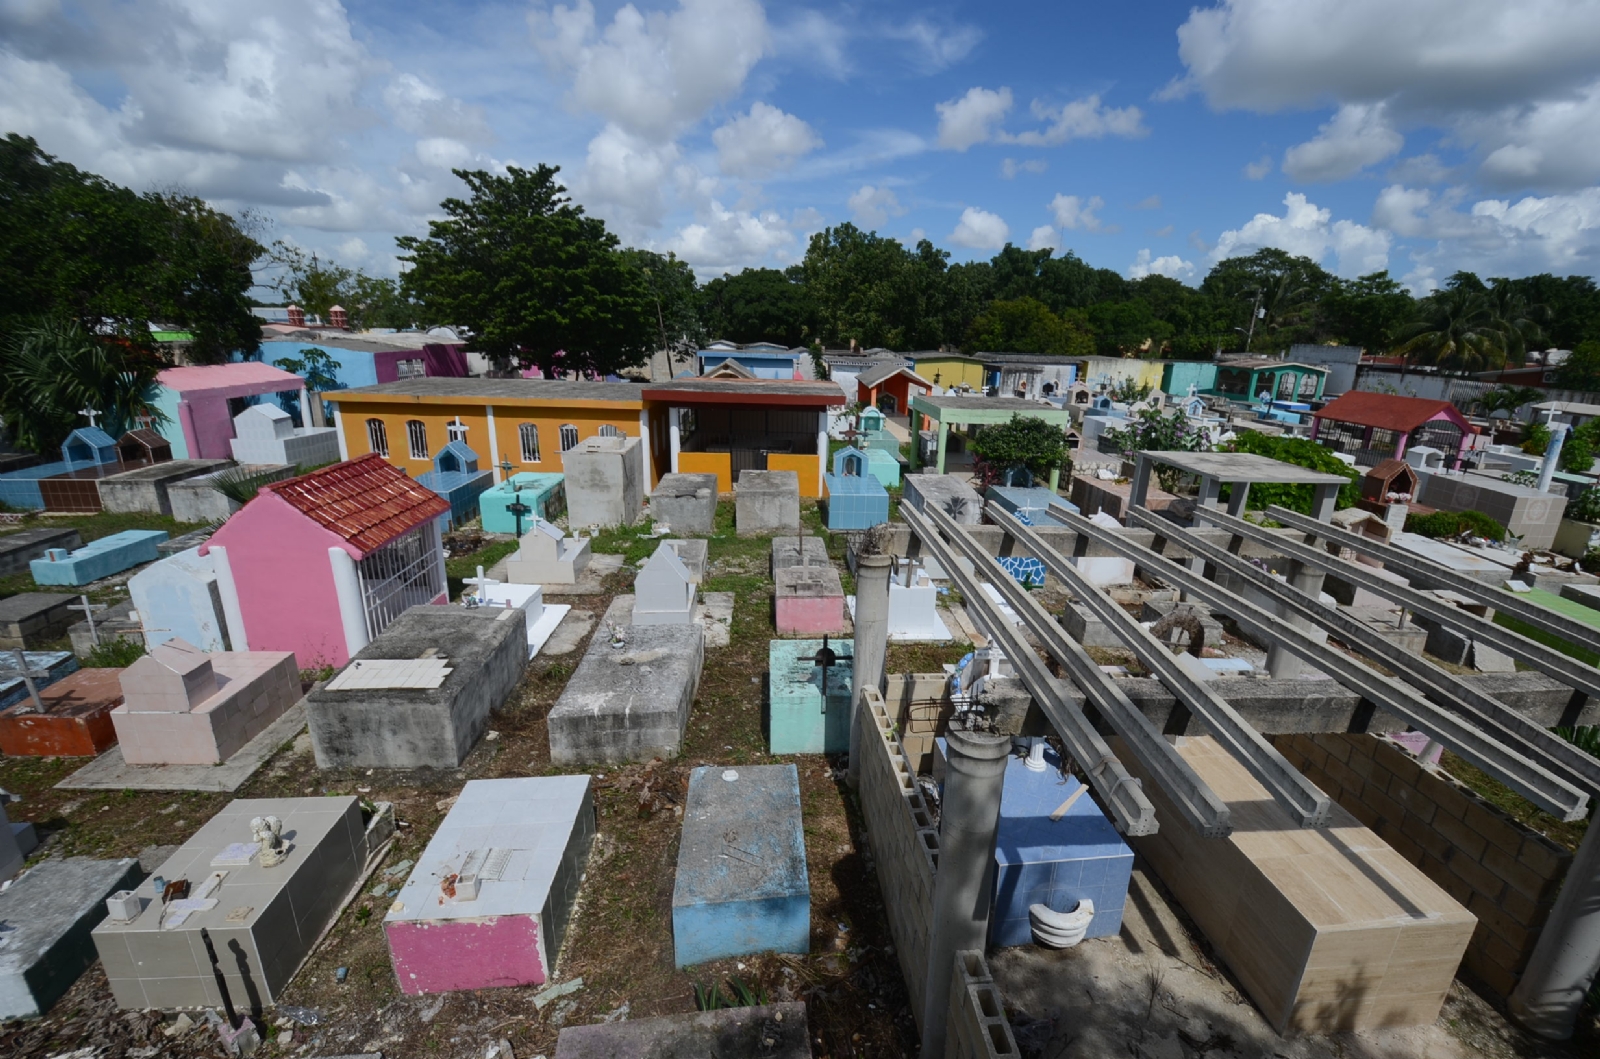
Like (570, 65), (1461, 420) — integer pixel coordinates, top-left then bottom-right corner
(672, 764), (809, 967)
(0, 426), (123, 511)
(479, 473), (566, 535)
(823, 447), (889, 530)
(30, 530), (169, 586)
(416, 439), (494, 531)
(0, 650), (79, 709)
(990, 744), (1133, 948)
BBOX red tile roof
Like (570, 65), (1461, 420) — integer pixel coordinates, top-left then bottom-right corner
(1313, 391), (1466, 433)
(265, 453), (450, 554)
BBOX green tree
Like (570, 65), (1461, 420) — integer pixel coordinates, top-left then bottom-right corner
(969, 415), (1071, 487)
(699, 268), (812, 347)
(1550, 341), (1600, 391)
(1322, 271), (1415, 352)
(1085, 299), (1174, 356)
(1476, 386), (1545, 419)
(0, 318), (165, 453)
(622, 249), (706, 364)
(965, 297), (1093, 357)
(398, 165), (655, 376)
(1224, 431), (1361, 513)
(1201, 249), (1333, 351)
(1394, 286), (1508, 373)
(271, 348), (341, 424)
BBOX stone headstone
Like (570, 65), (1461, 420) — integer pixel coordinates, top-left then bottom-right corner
(633, 543), (697, 625)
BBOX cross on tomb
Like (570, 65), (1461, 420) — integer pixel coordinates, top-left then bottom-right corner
(8, 649), (53, 714)
(447, 416), (469, 443)
(78, 408), (101, 429)
(812, 635), (837, 704)
(68, 594), (108, 646)
(462, 564), (499, 604)
(505, 491), (533, 538)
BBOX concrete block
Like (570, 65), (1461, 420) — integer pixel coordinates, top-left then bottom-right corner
(227, 406), (341, 470)
(0, 856), (142, 1019)
(554, 1002), (809, 1058)
(385, 776), (594, 994)
(673, 764), (809, 967)
(1415, 471), (1563, 551)
(30, 531), (169, 586)
(95, 460), (232, 516)
(128, 546), (233, 652)
(0, 667), (123, 756)
(548, 609), (702, 765)
(1061, 602), (1123, 648)
(167, 465), (295, 525)
(307, 605), (527, 769)
(0, 804), (22, 881)
(985, 485), (1079, 524)
(478, 473), (567, 534)
(561, 436), (643, 529)
(0, 592), (77, 649)
(505, 520), (592, 585)
(769, 638), (853, 754)
(650, 473), (718, 534)
(736, 470), (800, 536)
(92, 796), (365, 1010)
(775, 566), (847, 635)
(114, 641), (300, 766)
(771, 535), (829, 574)
(0, 528), (82, 578)
(903, 474), (982, 523)
(632, 542), (697, 625)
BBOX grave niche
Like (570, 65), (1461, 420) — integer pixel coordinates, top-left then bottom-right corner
(633, 541), (697, 625)
(505, 519), (592, 585)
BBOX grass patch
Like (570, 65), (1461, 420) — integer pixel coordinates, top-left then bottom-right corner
(444, 538), (520, 600)
(1439, 750), (1590, 851)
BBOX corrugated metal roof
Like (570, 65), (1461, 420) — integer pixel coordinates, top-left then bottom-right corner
(264, 453), (450, 553)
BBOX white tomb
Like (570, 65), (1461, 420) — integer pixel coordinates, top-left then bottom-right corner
(467, 578), (571, 658)
(227, 404), (340, 470)
(632, 542), (698, 625)
(505, 519), (592, 585)
(847, 556), (951, 641)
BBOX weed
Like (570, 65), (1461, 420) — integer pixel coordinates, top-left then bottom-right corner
(82, 637), (145, 668)
(694, 977), (769, 1010)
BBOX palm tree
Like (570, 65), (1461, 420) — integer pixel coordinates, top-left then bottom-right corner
(1485, 281), (1546, 364)
(0, 317), (165, 452)
(1393, 287), (1508, 374)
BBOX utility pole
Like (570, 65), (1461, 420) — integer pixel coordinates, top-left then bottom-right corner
(1243, 288), (1264, 353)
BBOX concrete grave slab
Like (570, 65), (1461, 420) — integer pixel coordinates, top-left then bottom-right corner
(168, 465), (295, 524)
(775, 565), (846, 635)
(735, 470), (800, 536)
(56, 702), (307, 792)
(385, 776), (595, 994)
(0, 856), (142, 1019)
(903, 473), (982, 524)
(307, 605), (528, 770)
(548, 598), (703, 765)
(649, 473), (718, 534)
(471, 583), (571, 659)
(0, 593), (76, 649)
(30, 531), (168, 587)
(561, 436), (644, 529)
(0, 528), (82, 578)
(672, 765), (808, 967)
(0, 667), (123, 756)
(554, 1002), (809, 1059)
(95, 460), (232, 516)
(770, 535), (829, 574)
(92, 796), (368, 1010)
(986, 485), (1079, 524)
(68, 598), (143, 657)
(504, 519), (592, 585)
(769, 638), (853, 754)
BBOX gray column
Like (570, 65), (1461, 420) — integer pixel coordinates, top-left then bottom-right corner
(1129, 454), (1152, 509)
(921, 727), (1012, 1057)
(1266, 558), (1326, 679)
(1508, 821), (1600, 1039)
(848, 553), (892, 789)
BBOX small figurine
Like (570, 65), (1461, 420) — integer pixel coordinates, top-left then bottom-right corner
(251, 815), (290, 867)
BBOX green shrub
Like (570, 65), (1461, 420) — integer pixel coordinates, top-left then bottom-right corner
(1220, 431), (1361, 513)
(1404, 509), (1507, 542)
(1522, 421), (1552, 455)
(1569, 487), (1600, 524)
(83, 637), (146, 668)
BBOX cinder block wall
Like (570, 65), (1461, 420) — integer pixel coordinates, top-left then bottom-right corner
(946, 950), (1021, 1059)
(1274, 733), (1573, 998)
(885, 672), (954, 772)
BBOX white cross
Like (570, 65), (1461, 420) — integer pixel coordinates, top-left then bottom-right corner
(462, 564), (498, 603)
(9, 650), (52, 713)
(68, 594), (107, 646)
(447, 416), (469, 442)
(78, 408), (101, 429)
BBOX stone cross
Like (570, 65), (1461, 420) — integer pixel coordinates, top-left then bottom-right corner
(9, 649), (52, 713)
(447, 416), (469, 443)
(68, 594), (107, 646)
(78, 407), (101, 429)
(463, 564), (498, 603)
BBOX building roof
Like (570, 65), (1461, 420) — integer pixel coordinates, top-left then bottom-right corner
(856, 361), (934, 389)
(642, 378), (846, 406)
(974, 352), (1081, 367)
(118, 429), (169, 451)
(702, 358), (758, 379)
(1136, 450), (1351, 485)
(912, 394), (1071, 417)
(324, 377), (645, 407)
(1313, 391), (1465, 433)
(1534, 400), (1600, 417)
(696, 347), (802, 361)
(158, 362), (305, 395)
(264, 453), (450, 554)
(1216, 357), (1328, 373)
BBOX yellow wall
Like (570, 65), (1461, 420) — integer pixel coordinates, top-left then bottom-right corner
(767, 453), (821, 498)
(333, 400), (644, 481)
(678, 451), (732, 493)
(1081, 356), (1163, 392)
(912, 355), (985, 390)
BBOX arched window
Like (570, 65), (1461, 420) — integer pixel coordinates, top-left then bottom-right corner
(599, 424), (623, 438)
(366, 418), (388, 457)
(519, 423), (541, 463)
(406, 420), (429, 460)
(559, 424), (579, 451)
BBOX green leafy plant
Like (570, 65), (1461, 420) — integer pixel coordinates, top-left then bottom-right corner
(83, 637), (146, 668)
(1522, 421), (1552, 455)
(1502, 470), (1541, 488)
(969, 415), (1071, 489)
(1404, 509), (1507, 542)
(694, 977), (769, 1011)
(1108, 376), (1155, 404)
(1221, 431), (1361, 513)
(1567, 487), (1600, 524)
(210, 465), (288, 508)
(1554, 725), (1600, 759)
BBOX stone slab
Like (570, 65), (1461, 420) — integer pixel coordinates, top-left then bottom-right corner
(490, 552), (624, 597)
(554, 1002), (809, 1059)
(385, 776), (594, 994)
(769, 638), (853, 754)
(307, 605), (528, 770)
(0, 856), (142, 1020)
(95, 460), (232, 516)
(0, 592), (76, 649)
(0, 667), (123, 756)
(649, 473), (719, 535)
(30, 530), (168, 587)
(774, 565), (847, 635)
(902, 473), (982, 523)
(0, 528), (81, 578)
(771, 535), (829, 574)
(168, 465), (295, 525)
(69, 598), (144, 657)
(548, 599), (703, 765)
(672, 764), (808, 967)
(56, 702), (307, 792)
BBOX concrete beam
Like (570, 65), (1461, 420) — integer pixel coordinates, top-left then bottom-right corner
(905, 503), (1224, 837)
(986, 504), (1330, 827)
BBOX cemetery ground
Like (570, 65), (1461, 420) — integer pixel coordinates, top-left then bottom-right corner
(0, 503), (1594, 1059)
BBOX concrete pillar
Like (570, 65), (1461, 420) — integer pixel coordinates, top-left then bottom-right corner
(1227, 480), (1252, 517)
(1509, 821), (1600, 1039)
(1129, 453), (1152, 509)
(816, 410), (827, 497)
(849, 553), (892, 789)
(921, 727), (1011, 1057)
(486, 404), (501, 484)
(637, 407), (652, 486)
(331, 407), (348, 461)
(1266, 558), (1325, 679)
(669, 407), (682, 473)
(1311, 483), (1340, 522)
(935, 421), (950, 474)
(298, 386), (312, 429)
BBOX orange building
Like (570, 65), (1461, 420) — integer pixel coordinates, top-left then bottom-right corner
(855, 361), (933, 416)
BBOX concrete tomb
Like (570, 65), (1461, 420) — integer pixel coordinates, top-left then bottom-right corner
(561, 435), (644, 529)
(385, 776), (595, 994)
(823, 447), (889, 531)
(307, 604), (528, 770)
(548, 610), (703, 765)
(0, 667), (124, 757)
(30, 530), (169, 587)
(650, 472), (719, 534)
(1415, 469), (1563, 550)
(0, 650), (79, 710)
(1119, 735), (1475, 1033)
(771, 534), (829, 574)
(0, 593), (78, 649)
(672, 764), (809, 967)
(554, 1002), (810, 1059)
(468, 581), (571, 659)
(478, 472), (566, 535)
(990, 744), (1133, 948)
(92, 796), (370, 1010)
(768, 638), (853, 754)
(96, 459), (232, 516)
(167, 464), (295, 524)
(632, 542), (697, 626)
(775, 565), (847, 635)
(903, 472), (983, 524)
(0, 528), (81, 577)
(0, 856), (142, 1020)
(735, 470), (800, 536)
(227, 404), (341, 470)
(128, 546), (234, 652)
(849, 557), (950, 641)
(113, 638), (300, 766)
(505, 519), (592, 586)
(985, 483), (1080, 525)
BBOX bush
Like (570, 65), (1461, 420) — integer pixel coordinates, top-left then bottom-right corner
(1404, 509), (1507, 542)
(83, 637), (146, 668)
(969, 415), (1070, 489)
(1220, 431), (1361, 513)
(1568, 486), (1600, 524)
(1522, 421), (1551, 455)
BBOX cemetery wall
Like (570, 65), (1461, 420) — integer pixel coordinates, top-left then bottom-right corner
(946, 950), (1022, 1059)
(1274, 733), (1572, 999)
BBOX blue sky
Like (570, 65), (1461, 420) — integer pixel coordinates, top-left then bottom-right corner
(5, 0), (1600, 292)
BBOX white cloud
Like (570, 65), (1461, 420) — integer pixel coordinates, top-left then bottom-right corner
(1001, 157), (1048, 179)
(665, 199), (798, 275)
(1136, 194), (1162, 210)
(950, 206), (1010, 250)
(847, 184), (905, 228)
(1388, 153), (1455, 185)
(1154, 224), (1175, 238)
(936, 86), (1013, 151)
(1027, 225), (1060, 252)
(384, 74), (493, 143)
(1283, 103), (1403, 182)
(1372, 183), (1600, 276)
(775, 10), (851, 79)
(712, 102), (822, 178)
(1004, 94), (1147, 147)
(885, 18), (983, 72)
(575, 123), (683, 228)
(1049, 194), (1105, 232)
(1128, 249), (1196, 280)
(1243, 155), (1274, 180)
(1211, 192), (1391, 276)
(529, 0), (769, 142)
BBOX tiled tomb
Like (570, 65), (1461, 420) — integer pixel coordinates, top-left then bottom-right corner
(775, 565), (847, 635)
(111, 639), (300, 766)
(0, 667), (123, 757)
(478, 472), (566, 535)
(505, 520), (592, 585)
(768, 638), (853, 754)
(92, 796), (368, 1010)
(30, 530), (169, 586)
(0, 650), (79, 710)
(0, 856), (142, 1020)
(0, 593), (78, 648)
(823, 448), (889, 531)
(672, 764), (809, 967)
(307, 604), (528, 769)
(385, 776), (594, 994)
(985, 484), (1079, 524)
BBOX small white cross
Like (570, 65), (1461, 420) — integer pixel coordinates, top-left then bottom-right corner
(68, 594), (107, 646)
(447, 416), (469, 442)
(78, 408), (101, 429)
(462, 564), (498, 603)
